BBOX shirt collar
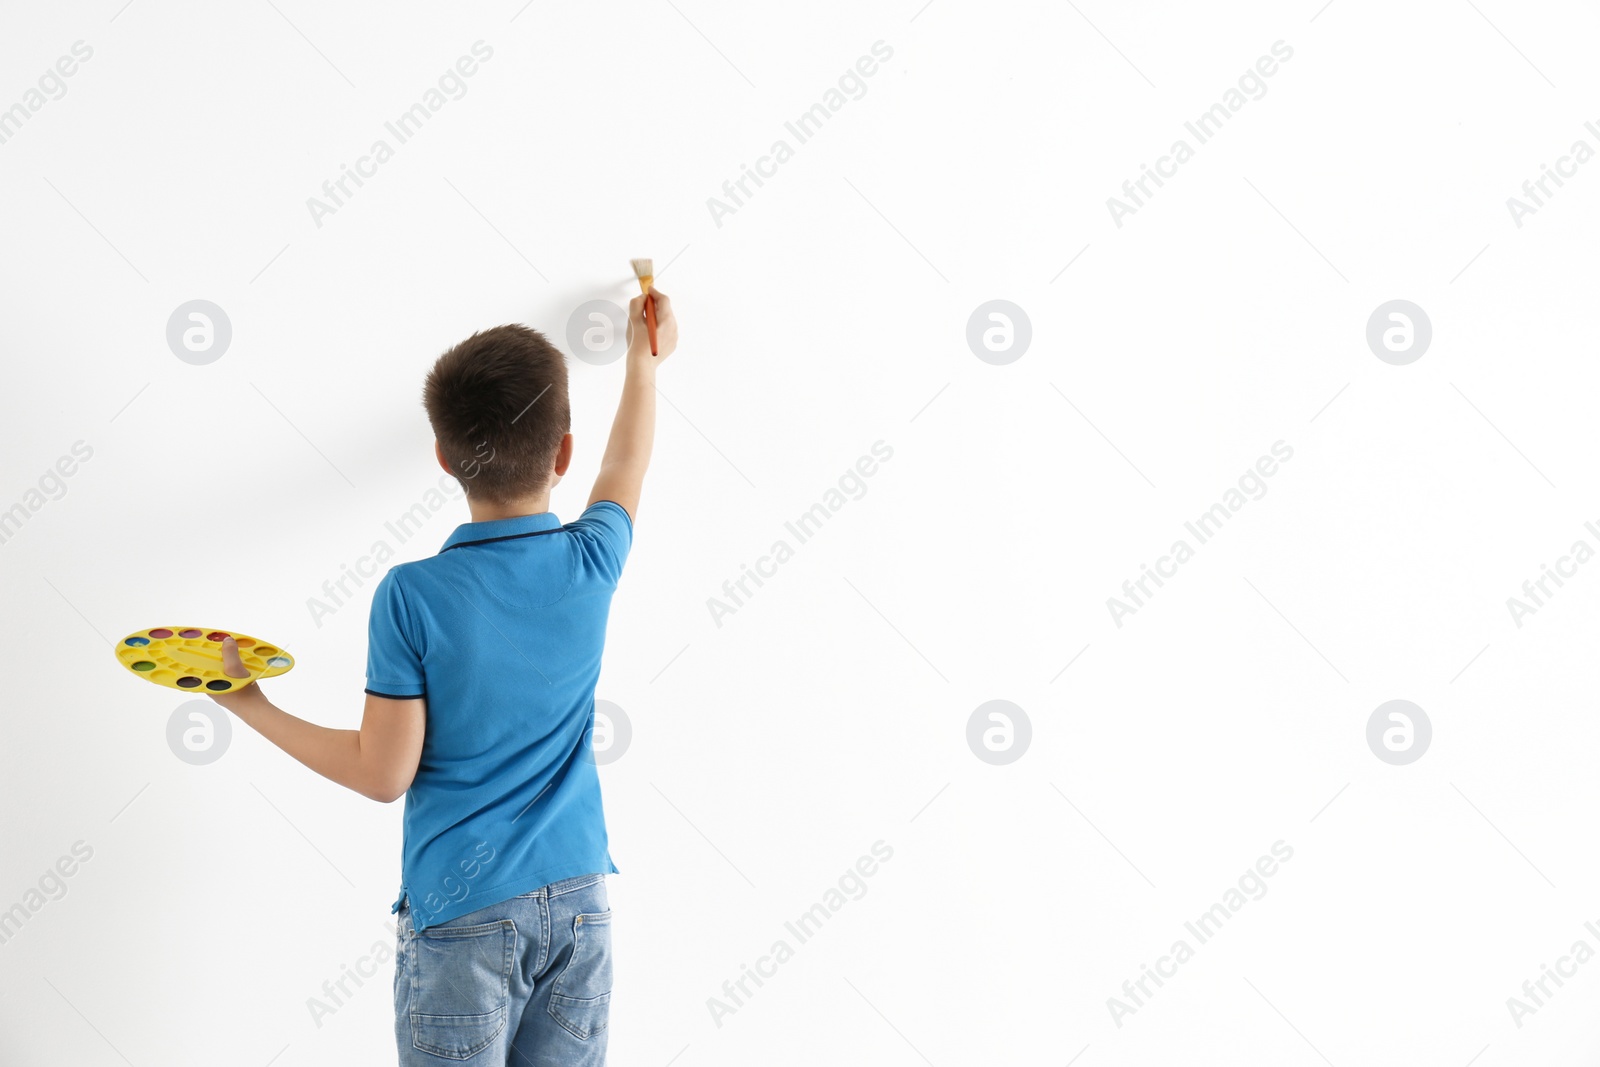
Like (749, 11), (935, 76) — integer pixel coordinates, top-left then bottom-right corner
(440, 511), (562, 553)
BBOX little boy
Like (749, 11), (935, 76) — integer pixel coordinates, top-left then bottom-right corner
(207, 290), (677, 1065)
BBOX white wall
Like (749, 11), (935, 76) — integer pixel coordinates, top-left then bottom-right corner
(2, 0), (1598, 1063)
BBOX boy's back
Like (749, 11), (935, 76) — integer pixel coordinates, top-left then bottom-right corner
(367, 500), (633, 933)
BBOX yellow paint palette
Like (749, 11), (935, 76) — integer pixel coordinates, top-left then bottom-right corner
(115, 627), (295, 694)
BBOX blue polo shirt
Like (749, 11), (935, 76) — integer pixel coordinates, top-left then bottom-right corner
(366, 500), (631, 933)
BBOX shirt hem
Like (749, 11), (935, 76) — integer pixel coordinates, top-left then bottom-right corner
(400, 856), (619, 933)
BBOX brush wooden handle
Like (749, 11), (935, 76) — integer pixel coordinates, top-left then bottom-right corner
(644, 291), (658, 356)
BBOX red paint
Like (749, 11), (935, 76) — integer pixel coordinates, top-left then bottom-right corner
(207, 632), (230, 642)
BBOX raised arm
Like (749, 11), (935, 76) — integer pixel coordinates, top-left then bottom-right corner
(587, 290), (677, 521)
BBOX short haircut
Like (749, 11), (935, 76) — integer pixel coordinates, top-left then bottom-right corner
(424, 324), (570, 504)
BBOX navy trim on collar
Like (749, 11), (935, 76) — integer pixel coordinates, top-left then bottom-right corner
(440, 511), (562, 553)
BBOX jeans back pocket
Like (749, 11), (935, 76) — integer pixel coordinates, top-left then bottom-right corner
(548, 910), (613, 1041)
(409, 919), (516, 1060)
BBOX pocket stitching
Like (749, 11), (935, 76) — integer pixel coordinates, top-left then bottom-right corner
(412, 1007), (509, 1059)
(549, 992), (611, 1041)
(548, 910), (612, 1041)
(417, 919), (513, 941)
(409, 920), (516, 1059)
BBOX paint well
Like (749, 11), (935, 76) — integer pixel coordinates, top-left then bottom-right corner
(149, 628), (173, 638)
(176, 676), (202, 688)
(125, 637), (150, 647)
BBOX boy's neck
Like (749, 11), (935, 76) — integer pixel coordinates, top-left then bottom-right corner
(466, 494), (552, 524)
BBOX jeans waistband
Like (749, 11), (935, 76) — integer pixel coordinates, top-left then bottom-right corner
(517, 872), (607, 901)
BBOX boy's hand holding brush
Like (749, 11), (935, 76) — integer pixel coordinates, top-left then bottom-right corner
(585, 267), (677, 520)
(630, 258), (676, 359)
(626, 261), (675, 361)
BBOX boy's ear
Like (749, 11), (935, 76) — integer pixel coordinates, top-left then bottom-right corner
(553, 433), (574, 477)
(434, 439), (453, 475)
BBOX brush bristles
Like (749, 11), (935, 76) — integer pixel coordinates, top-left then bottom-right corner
(630, 257), (654, 294)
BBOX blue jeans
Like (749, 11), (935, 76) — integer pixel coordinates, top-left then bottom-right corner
(394, 874), (612, 1065)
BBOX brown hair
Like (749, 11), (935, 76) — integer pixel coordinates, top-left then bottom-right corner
(424, 324), (570, 503)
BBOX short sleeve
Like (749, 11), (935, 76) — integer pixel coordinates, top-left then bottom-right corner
(566, 500), (634, 585)
(366, 569), (426, 699)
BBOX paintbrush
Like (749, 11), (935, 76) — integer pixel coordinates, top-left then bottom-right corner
(630, 258), (658, 356)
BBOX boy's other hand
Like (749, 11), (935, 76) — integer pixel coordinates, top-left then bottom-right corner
(207, 636), (263, 712)
(627, 289), (677, 361)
